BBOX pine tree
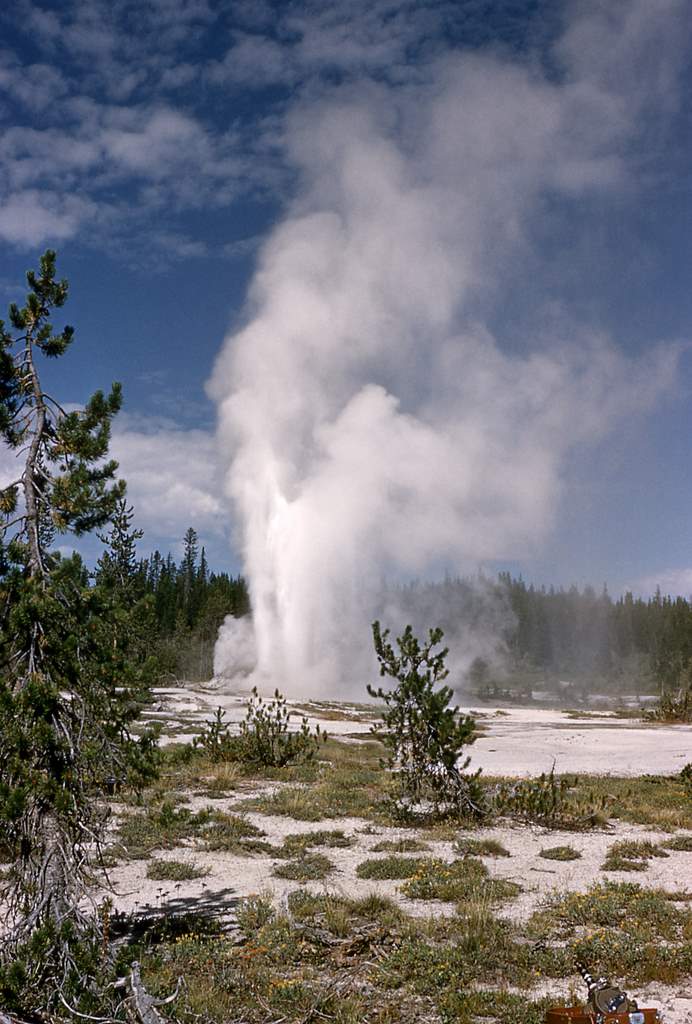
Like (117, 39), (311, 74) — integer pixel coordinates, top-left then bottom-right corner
(95, 497), (158, 694)
(95, 498), (143, 597)
(368, 622), (483, 818)
(0, 252), (157, 1014)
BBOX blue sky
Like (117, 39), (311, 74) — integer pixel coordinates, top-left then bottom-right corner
(1, 0), (691, 597)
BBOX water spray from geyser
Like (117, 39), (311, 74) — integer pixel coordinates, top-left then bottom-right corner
(209, 39), (678, 698)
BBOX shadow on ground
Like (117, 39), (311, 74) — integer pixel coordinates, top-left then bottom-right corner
(111, 886), (241, 944)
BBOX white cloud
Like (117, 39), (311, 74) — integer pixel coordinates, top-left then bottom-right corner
(207, 0), (455, 91)
(0, 57), (69, 111)
(0, 443), (21, 490)
(0, 189), (91, 245)
(207, 34), (296, 88)
(0, 1), (277, 255)
(159, 63), (198, 90)
(628, 568), (692, 600)
(148, 230), (208, 258)
(110, 419), (225, 544)
(0, 414), (227, 563)
(0, 96), (258, 251)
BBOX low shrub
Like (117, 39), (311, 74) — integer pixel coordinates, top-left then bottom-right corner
(145, 859), (209, 881)
(454, 837), (510, 858)
(236, 689), (326, 767)
(192, 707), (236, 762)
(400, 857), (521, 904)
(273, 852), (334, 881)
(539, 845), (581, 861)
(645, 689), (692, 723)
(356, 856), (427, 880)
(493, 768), (608, 829)
(193, 689), (326, 768)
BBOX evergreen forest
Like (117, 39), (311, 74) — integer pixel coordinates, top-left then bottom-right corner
(378, 574), (692, 701)
(127, 532), (692, 701)
(104, 516), (250, 683)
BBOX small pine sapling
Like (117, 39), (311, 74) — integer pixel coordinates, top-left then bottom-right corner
(195, 690), (326, 767)
(236, 687), (326, 767)
(368, 621), (484, 818)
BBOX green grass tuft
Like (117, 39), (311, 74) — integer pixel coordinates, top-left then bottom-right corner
(116, 801), (271, 859)
(662, 833), (692, 852)
(273, 852), (335, 881)
(277, 830), (355, 858)
(401, 857), (521, 904)
(145, 859), (209, 881)
(539, 845), (582, 861)
(531, 880), (687, 941)
(356, 855), (427, 880)
(370, 837), (430, 853)
(454, 836), (510, 857)
(601, 838), (668, 872)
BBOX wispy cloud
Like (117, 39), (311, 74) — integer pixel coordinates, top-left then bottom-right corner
(0, 1), (558, 257)
(0, 190), (94, 245)
(0, 409), (225, 562)
(0, 1), (271, 254)
(3, 0), (685, 261)
(110, 417), (225, 543)
(628, 568), (692, 599)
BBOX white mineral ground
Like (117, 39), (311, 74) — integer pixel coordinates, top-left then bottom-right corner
(106, 689), (692, 1023)
(147, 685), (691, 776)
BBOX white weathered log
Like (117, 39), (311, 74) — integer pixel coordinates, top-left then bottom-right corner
(126, 962), (181, 1024)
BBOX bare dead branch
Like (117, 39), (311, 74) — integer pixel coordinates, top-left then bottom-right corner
(125, 962), (179, 1024)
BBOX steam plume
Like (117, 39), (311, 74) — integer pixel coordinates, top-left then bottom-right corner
(210, 5), (683, 695)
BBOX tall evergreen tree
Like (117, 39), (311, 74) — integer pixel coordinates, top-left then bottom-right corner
(0, 252), (156, 1014)
(95, 498), (143, 597)
(180, 525), (198, 625)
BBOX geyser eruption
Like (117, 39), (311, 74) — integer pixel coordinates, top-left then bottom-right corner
(210, 6), (682, 696)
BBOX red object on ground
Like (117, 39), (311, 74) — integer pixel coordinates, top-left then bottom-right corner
(545, 1009), (660, 1023)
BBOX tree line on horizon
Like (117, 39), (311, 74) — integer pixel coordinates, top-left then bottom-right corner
(128, 528), (692, 696)
(113, 529), (692, 697)
(96, 514), (249, 683)
(123, 525), (692, 697)
(384, 573), (692, 698)
(502, 572), (692, 695)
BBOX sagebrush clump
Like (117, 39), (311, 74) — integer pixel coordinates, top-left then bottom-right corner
(193, 689), (326, 767)
(493, 768), (608, 829)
